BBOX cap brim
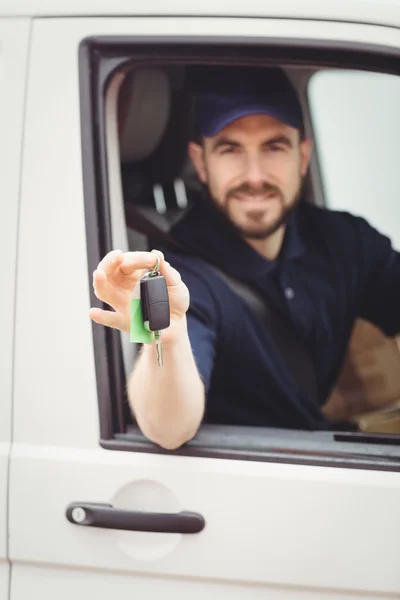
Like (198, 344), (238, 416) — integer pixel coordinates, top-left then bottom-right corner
(202, 104), (301, 137)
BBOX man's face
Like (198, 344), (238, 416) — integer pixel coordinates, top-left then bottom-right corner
(189, 114), (312, 239)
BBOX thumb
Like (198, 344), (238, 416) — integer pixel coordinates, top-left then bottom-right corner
(151, 249), (182, 287)
(89, 307), (129, 334)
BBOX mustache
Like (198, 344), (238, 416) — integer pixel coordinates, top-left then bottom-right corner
(226, 182), (283, 200)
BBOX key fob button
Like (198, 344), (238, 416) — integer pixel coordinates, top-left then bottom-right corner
(140, 274), (170, 331)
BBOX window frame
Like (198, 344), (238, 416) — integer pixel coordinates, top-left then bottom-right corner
(79, 34), (400, 471)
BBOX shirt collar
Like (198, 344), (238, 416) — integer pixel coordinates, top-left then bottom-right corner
(171, 193), (305, 281)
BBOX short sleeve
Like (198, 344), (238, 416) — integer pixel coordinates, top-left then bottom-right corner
(357, 217), (400, 336)
(161, 248), (219, 392)
(186, 313), (216, 392)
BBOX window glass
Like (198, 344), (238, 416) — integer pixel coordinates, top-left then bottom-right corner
(308, 69), (400, 249)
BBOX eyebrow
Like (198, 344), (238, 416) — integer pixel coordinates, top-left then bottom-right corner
(211, 134), (294, 152)
(211, 137), (241, 152)
(263, 135), (293, 148)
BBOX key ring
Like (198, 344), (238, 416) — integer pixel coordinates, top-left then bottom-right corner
(148, 249), (161, 277)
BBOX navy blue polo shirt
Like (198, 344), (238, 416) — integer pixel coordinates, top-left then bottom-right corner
(160, 197), (400, 430)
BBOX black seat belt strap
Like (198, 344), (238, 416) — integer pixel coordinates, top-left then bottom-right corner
(206, 264), (319, 405)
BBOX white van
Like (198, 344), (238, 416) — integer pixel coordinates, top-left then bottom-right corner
(2, 2), (400, 598)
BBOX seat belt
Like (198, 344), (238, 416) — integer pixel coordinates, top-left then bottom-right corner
(125, 203), (319, 404)
(205, 263), (319, 405)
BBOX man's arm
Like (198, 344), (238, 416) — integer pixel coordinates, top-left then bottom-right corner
(89, 249), (211, 450)
(128, 315), (205, 450)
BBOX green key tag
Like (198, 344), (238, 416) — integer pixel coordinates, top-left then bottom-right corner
(130, 283), (152, 344)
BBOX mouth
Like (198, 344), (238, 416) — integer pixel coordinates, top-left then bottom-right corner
(231, 192), (279, 205)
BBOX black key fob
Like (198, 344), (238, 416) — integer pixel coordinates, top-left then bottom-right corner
(140, 274), (170, 332)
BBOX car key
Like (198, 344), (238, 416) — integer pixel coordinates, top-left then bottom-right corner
(140, 270), (170, 367)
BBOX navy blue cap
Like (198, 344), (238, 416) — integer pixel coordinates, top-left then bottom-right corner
(191, 66), (304, 138)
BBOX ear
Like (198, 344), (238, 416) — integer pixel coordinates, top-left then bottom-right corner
(188, 142), (207, 183)
(299, 138), (313, 176)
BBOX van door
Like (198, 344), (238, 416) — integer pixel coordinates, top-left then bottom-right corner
(0, 18), (29, 598)
(9, 15), (400, 600)
(0, 17), (30, 599)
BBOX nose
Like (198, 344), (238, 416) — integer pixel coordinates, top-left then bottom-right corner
(244, 155), (266, 188)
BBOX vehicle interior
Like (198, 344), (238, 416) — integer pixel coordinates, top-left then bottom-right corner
(104, 61), (400, 436)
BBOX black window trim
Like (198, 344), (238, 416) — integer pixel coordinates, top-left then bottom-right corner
(79, 34), (400, 472)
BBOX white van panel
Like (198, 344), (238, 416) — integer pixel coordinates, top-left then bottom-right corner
(9, 563), (399, 600)
(0, 564), (9, 600)
(2, 0), (400, 28)
(9, 444), (400, 595)
(11, 18), (400, 449)
(0, 18), (31, 599)
(0, 13), (30, 472)
(9, 15), (400, 600)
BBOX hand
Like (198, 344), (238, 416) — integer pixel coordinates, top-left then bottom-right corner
(89, 249), (190, 335)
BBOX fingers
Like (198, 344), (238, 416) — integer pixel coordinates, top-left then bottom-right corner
(159, 257), (183, 287)
(119, 250), (164, 276)
(92, 269), (129, 313)
(97, 249), (124, 277)
(149, 249), (181, 286)
(89, 307), (129, 333)
(90, 248), (186, 332)
(92, 269), (110, 303)
(119, 249), (182, 286)
(98, 248), (183, 289)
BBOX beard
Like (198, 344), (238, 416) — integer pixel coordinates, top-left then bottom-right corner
(210, 180), (303, 240)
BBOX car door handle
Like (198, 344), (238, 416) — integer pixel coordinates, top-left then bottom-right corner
(66, 502), (205, 534)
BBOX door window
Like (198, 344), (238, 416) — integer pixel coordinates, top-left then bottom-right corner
(81, 38), (400, 466)
(309, 69), (400, 249)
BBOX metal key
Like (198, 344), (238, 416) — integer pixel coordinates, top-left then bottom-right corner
(153, 330), (163, 368)
(140, 258), (170, 367)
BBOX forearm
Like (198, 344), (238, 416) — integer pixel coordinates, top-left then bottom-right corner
(128, 316), (205, 449)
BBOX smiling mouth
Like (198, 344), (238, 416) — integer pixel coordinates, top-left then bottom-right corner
(233, 193), (279, 203)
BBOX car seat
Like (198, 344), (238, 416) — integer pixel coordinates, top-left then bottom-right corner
(323, 320), (400, 433)
(111, 66), (192, 375)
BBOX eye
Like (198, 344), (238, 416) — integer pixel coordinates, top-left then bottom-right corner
(267, 144), (284, 153)
(220, 146), (237, 155)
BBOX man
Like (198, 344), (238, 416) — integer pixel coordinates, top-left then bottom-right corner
(89, 66), (400, 449)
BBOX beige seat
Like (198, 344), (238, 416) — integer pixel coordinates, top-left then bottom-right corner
(323, 319), (400, 432)
(107, 67), (172, 376)
(111, 65), (191, 376)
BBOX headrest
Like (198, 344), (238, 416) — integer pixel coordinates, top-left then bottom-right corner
(118, 68), (171, 164)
